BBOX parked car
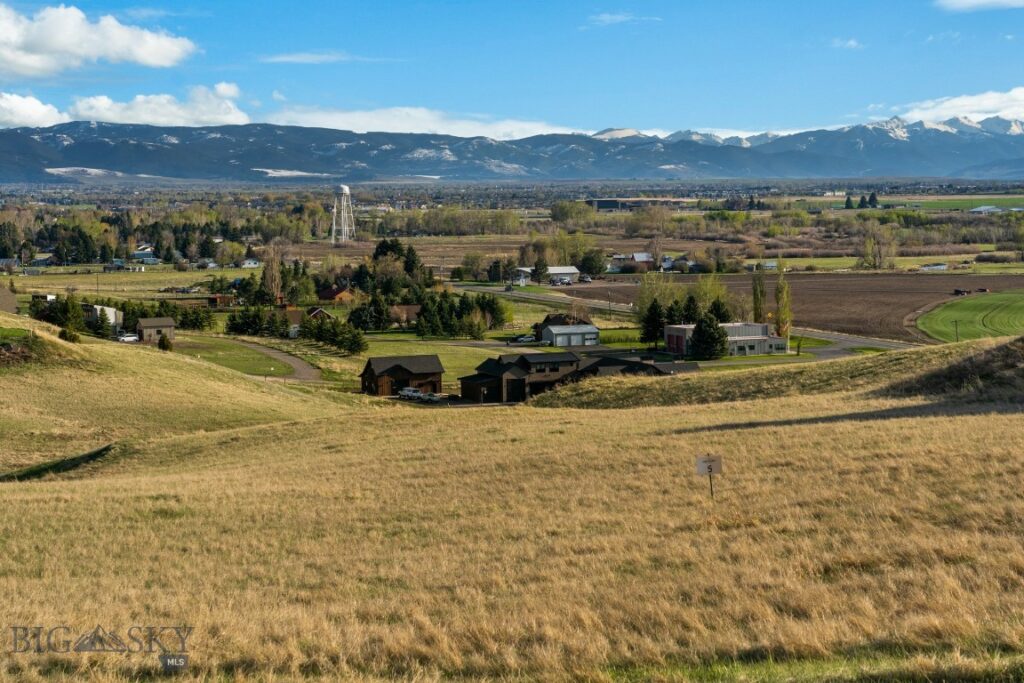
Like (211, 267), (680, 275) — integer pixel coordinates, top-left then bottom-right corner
(549, 278), (560, 286)
(419, 392), (442, 404)
(976, 288), (991, 293)
(953, 288), (970, 296)
(515, 335), (536, 343)
(579, 275), (592, 283)
(398, 387), (422, 400)
(559, 277), (573, 285)
(116, 333), (139, 343)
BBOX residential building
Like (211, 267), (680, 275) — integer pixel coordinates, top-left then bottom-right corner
(664, 322), (788, 357)
(136, 317), (175, 343)
(317, 285), (356, 304)
(389, 304), (421, 326)
(459, 350), (670, 403)
(240, 258), (261, 269)
(360, 355), (445, 396)
(514, 265), (581, 283)
(540, 324), (599, 347)
(81, 304), (123, 334)
(207, 294), (236, 308)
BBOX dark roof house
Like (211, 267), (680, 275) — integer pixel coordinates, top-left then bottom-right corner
(360, 355), (445, 396)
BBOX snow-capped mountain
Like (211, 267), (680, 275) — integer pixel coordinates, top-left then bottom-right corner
(3, 116), (1024, 182)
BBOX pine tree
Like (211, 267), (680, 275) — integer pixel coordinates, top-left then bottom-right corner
(868, 191), (879, 208)
(640, 298), (666, 348)
(681, 294), (701, 324)
(858, 195), (869, 209)
(708, 298), (732, 323)
(157, 333), (173, 351)
(665, 298), (684, 325)
(752, 269), (766, 323)
(533, 255), (548, 284)
(94, 308), (111, 337)
(689, 314), (729, 360)
(844, 195), (854, 210)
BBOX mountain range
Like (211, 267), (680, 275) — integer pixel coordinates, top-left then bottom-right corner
(4, 116), (1024, 183)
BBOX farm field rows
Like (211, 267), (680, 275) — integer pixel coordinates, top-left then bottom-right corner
(3, 311), (1024, 680)
(917, 290), (1024, 342)
(566, 272), (1024, 341)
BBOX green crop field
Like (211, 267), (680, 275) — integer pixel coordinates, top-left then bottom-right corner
(918, 290), (1024, 342)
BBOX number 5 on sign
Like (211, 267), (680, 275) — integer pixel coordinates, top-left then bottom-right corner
(696, 455), (722, 499)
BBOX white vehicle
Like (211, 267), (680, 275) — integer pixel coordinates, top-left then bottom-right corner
(116, 332), (139, 343)
(515, 335), (536, 343)
(398, 387), (422, 400)
(419, 392), (442, 404)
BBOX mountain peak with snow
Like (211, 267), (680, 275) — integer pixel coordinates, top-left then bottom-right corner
(591, 128), (648, 141)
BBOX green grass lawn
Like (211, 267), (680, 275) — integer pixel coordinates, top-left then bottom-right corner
(917, 290), (1024, 342)
(173, 335), (294, 377)
(790, 334), (832, 348)
(0, 327), (29, 342)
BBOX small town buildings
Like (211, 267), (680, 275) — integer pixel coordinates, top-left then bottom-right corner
(240, 258), (261, 269)
(31, 294), (56, 304)
(136, 317), (175, 343)
(920, 263), (949, 272)
(0, 288), (16, 314)
(360, 355), (445, 396)
(664, 322), (788, 357)
(81, 304), (123, 334)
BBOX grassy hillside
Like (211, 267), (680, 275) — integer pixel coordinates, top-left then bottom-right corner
(0, 312), (344, 470)
(532, 339), (1009, 409)
(918, 290), (1024, 342)
(4, 321), (1024, 679)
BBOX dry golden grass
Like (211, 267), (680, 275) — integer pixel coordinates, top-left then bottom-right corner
(2, 320), (1024, 680)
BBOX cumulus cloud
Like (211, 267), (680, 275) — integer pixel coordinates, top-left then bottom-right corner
(69, 82), (249, 126)
(271, 90), (287, 102)
(268, 105), (578, 139)
(935, 0), (1024, 9)
(580, 12), (661, 29)
(0, 3), (195, 78)
(0, 92), (70, 127)
(901, 86), (1024, 121)
(831, 37), (863, 49)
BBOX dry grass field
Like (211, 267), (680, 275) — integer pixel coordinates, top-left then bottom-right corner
(2, 311), (1024, 680)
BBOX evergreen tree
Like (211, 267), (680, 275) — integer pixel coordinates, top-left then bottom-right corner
(665, 298), (684, 325)
(844, 195), (854, 210)
(94, 308), (111, 337)
(857, 195), (869, 209)
(868, 191), (879, 208)
(689, 314), (729, 360)
(533, 255), (548, 284)
(708, 297), (732, 323)
(157, 333), (173, 351)
(752, 269), (767, 323)
(681, 294), (701, 324)
(640, 298), (666, 348)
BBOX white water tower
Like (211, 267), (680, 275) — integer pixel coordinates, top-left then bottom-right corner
(330, 184), (356, 244)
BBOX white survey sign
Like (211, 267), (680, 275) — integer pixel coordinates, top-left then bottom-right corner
(696, 455), (722, 476)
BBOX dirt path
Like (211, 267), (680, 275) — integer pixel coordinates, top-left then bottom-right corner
(233, 341), (323, 382)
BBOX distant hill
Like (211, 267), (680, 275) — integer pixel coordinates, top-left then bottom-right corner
(5, 116), (1024, 182)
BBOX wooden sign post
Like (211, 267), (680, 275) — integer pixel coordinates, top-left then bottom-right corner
(696, 455), (722, 499)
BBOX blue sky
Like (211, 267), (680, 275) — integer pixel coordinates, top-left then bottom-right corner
(3, 0), (1024, 137)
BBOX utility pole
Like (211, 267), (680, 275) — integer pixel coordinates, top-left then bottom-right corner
(953, 319), (960, 342)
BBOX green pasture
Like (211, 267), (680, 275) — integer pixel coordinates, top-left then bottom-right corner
(917, 290), (1024, 342)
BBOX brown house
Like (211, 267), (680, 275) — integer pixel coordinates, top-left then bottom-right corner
(360, 355), (444, 396)
(137, 317), (175, 343)
(317, 285), (356, 304)
(388, 304), (421, 326)
(207, 294), (235, 308)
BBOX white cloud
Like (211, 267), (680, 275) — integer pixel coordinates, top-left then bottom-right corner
(69, 83), (249, 126)
(831, 37), (863, 49)
(935, 0), (1024, 10)
(0, 92), (70, 127)
(0, 3), (195, 78)
(268, 105), (579, 139)
(260, 50), (382, 64)
(271, 90), (287, 102)
(580, 12), (661, 29)
(901, 86), (1024, 121)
